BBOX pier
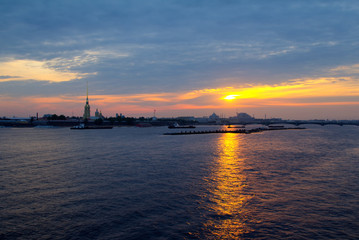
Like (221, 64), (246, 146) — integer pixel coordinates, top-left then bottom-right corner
(164, 127), (305, 135)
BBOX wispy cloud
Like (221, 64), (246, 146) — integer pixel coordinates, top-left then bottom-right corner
(0, 59), (96, 82)
(330, 63), (359, 75)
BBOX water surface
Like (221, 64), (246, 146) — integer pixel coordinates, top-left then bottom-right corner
(1, 125), (358, 239)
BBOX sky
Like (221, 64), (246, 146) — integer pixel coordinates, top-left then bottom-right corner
(1, 0), (359, 120)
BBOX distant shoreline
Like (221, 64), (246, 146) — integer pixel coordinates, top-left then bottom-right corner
(1, 118), (359, 128)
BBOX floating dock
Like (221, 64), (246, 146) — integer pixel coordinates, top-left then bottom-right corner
(164, 127), (305, 135)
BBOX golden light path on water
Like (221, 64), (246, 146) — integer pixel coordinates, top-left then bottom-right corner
(203, 133), (254, 239)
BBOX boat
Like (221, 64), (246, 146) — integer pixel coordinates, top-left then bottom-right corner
(168, 122), (196, 129)
(70, 123), (113, 129)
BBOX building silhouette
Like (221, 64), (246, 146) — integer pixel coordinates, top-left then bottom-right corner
(95, 108), (104, 119)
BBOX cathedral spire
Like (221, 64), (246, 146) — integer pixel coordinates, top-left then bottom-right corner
(86, 81), (89, 104)
(83, 82), (91, 120)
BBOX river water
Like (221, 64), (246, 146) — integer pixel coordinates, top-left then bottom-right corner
(0, 125), (358, 239)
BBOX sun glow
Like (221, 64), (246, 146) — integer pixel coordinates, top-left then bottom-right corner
(219, 77), (359, 102)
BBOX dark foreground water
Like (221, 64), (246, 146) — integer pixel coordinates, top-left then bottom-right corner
(1, 125), (359, 239)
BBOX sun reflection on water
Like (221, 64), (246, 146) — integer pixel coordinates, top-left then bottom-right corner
(203, 133), (253, 239)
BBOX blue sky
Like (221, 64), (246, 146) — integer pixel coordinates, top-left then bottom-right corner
(1, 0), (359, 119)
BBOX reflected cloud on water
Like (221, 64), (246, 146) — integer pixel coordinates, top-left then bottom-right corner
(201, 133), (254, 239)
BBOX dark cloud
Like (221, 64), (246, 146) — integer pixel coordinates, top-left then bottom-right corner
(1, 0), (359, 96)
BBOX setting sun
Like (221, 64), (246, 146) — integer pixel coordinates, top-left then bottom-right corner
(224, 95), (239, 100)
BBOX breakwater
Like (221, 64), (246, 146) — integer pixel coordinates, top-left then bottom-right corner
(164, 127), (305, 135)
